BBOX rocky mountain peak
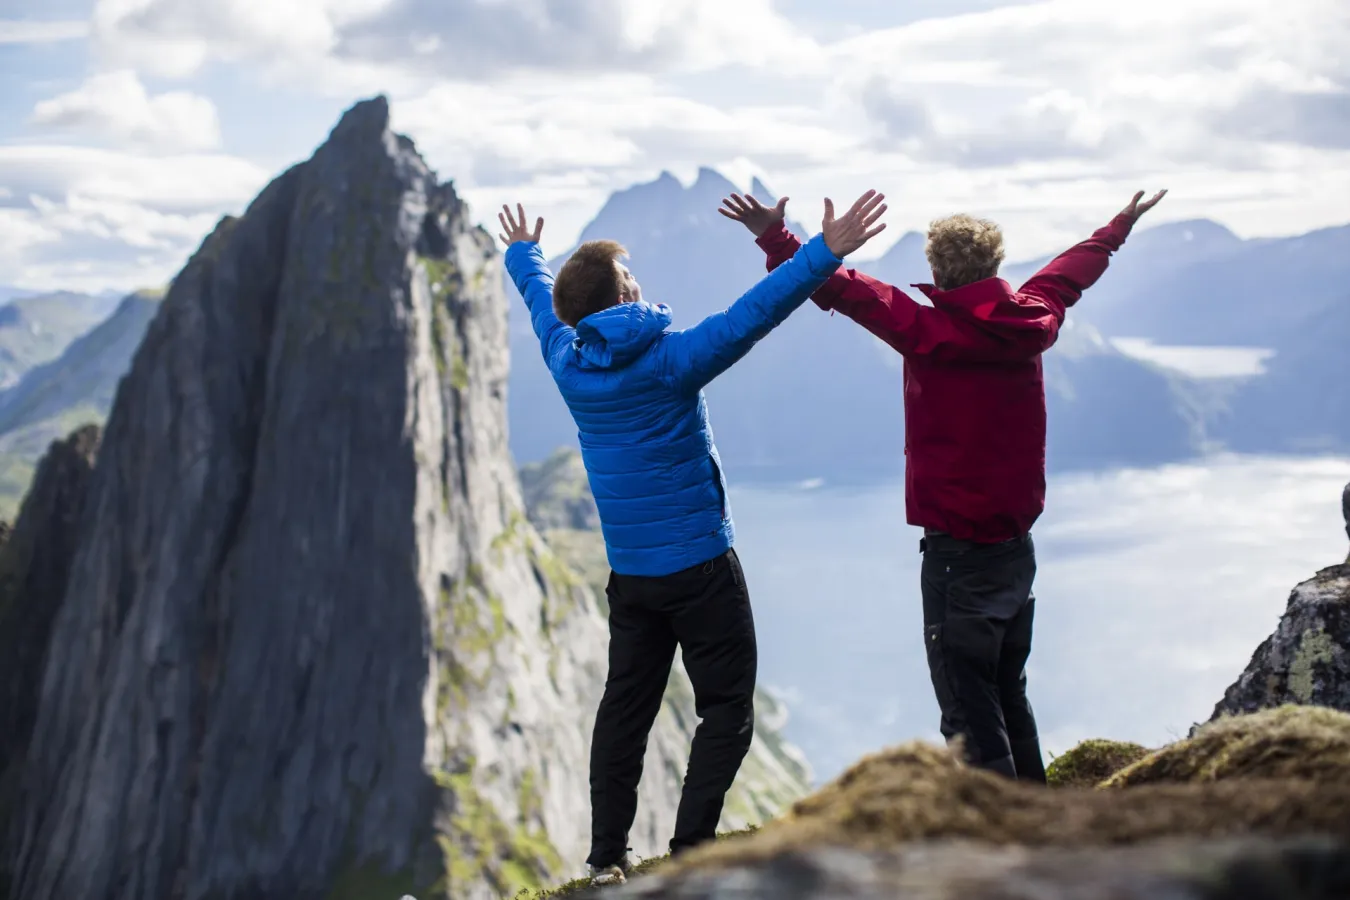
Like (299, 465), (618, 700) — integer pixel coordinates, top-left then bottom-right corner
(0, 96), (740, 900)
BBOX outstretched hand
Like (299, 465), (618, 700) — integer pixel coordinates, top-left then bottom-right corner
(498, 203), (543, 247)
(822, 190), (887, 258)
(1120, 189), (1167, 222)
(718, 193), (788, 238)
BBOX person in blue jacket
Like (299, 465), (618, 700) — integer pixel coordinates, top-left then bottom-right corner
(498, 191), (886, 883)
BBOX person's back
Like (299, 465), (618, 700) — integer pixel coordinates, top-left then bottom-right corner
(725, 187), (1165, 782)
(497, 194), (885, 880)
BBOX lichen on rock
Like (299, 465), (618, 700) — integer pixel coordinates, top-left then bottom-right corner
(1206, 562), (1350, 721)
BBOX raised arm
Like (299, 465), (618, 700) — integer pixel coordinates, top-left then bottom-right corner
(743, 204), (1011, 362)
(1016, 189), (1167, 317)
(499, 204), (574, 363)
(660, 191), (886, 393)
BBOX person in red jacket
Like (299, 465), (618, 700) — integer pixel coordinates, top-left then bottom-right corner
(721, 187), (1166, 781)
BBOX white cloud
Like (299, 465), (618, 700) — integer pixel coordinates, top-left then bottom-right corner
(0, 19), (89, 44)
(0, 144), (270, 291)
(90, 0), (816, 81)
(830, 0), (1349, 163)
(31, 70), (223, 152)
(6, 0), (1347, 286)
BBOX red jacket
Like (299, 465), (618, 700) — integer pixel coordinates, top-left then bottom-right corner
(756, 214), (1135, 542)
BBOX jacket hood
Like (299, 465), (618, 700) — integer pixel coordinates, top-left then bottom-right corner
(914, 279), (1060, 335)
(573, 300), (672, 369)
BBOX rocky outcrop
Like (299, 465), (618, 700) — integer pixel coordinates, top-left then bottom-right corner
(0, 425), (101, 893)
(3, 97), (693, 900)
(519, 447), (813, 835)
(1202, 487), (1350, 724)
(603, 837), (1350, 900)
(1207, 550), (1350, 722)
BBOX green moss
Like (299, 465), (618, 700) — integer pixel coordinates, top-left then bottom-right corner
(1045, 739), (1151, 788)
(491, 511), (528, 559)
(451, 346), (470, 391)
(434, 763), (559, 897)
(430, 310), (449, 376)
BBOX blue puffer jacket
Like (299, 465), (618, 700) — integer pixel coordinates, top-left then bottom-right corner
(505, 234), (842, 577)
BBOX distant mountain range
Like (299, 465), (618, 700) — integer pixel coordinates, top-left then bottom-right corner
(508, 168), (1349, 481)
(0, 290), (161, 517)
(0, 169), (1343, 519)
(0, 292), (124, 391)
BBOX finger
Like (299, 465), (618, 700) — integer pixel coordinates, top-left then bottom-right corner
(516, 204), (527, 231)
(498, 233), (509, 245)
(863, 203), (888, 227)
(858, 192), (886, 219)
(745, 195), (766, 211)
(823, 197), (835, 223)
(864, 222), (888, 240)
(720, 199), (746, 219)
(532, 216), (544, 240)
(774, 197), (789, 214)
(502, 204), (518, 231)
(498, 212), (509, 232)
(732, 194), (753, 214)
(846, 189), (877, 219)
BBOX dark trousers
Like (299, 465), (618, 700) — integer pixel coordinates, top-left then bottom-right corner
(587, 549), (757, 866)
(920, 531), (1046, 782)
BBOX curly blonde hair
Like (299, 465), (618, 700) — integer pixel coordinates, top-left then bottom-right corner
(925, 214), (1005, 290)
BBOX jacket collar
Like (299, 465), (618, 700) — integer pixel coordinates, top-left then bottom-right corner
(573, 300), (672, 369)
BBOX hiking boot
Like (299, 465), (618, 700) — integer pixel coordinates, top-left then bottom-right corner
(588, 856), (632, 886)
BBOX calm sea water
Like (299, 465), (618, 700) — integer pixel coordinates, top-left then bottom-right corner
(726, 454), (1350, 782)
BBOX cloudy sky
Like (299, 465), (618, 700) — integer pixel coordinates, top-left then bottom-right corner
(2, 0), (1347, 292)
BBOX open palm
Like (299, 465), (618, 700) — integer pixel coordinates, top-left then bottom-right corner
(718, 193), (788, 238)
(498, 203), (544, 247)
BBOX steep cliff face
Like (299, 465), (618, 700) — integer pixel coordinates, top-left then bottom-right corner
(4, 97), (687, 900)
(1204, 485), (1350, 723)
(0, 425), (101, 894)
(517, 447), (813, 836)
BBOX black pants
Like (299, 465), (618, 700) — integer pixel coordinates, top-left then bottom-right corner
(920, 531), (1046, 782)
(587, 549), (757, 866)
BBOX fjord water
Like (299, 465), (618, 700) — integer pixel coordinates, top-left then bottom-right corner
(727, 454), (1350, 781)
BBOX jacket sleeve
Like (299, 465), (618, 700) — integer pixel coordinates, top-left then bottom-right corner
(657, 232), (842, 393)
(503, 241), (575, 363)
(1015, 214), (1135, 319)
(754, 222), (1015, 362)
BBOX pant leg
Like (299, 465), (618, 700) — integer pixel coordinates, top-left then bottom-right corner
(588, 571), (678, 867)
(999, 590), (1046, 782)
(921, 536), (1035, 779)
(665, 549), (757, 855)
